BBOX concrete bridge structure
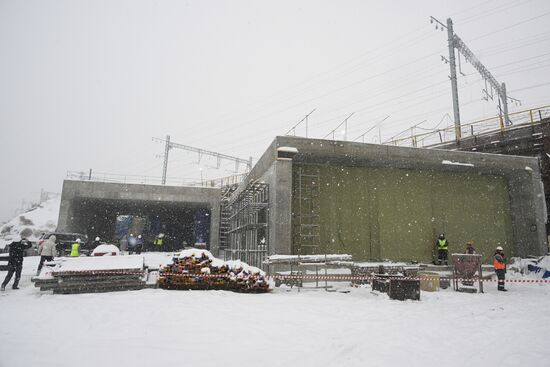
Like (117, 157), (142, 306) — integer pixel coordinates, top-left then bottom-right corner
(57, 133), (548, 267)
(57, 180), (221, 252)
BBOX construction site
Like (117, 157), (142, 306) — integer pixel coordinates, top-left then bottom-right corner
(49, 11), (550, 270)
(55, 105), (549, 269)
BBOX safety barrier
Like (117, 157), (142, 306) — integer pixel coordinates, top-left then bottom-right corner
(65, 171), (247, 188)
(159, 272), (550, 284)
(385, 105), (550, 148)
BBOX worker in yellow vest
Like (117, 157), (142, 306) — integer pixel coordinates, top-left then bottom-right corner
(153, 233), (164, 251)
(70, 238), (81, 257)
(435, 234), (449, 265)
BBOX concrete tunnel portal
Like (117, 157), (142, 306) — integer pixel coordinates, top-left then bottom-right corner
(57, 180), (221, 253)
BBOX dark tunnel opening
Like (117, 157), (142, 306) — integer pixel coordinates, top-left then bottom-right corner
(71, 198), (211, 251)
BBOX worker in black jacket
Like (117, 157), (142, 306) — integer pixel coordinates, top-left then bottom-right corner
(1, 235), (31, 291)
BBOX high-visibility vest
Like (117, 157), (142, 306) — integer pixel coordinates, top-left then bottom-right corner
(154, 238), (163, 246)
(494, 254), (506, 270)
(437, 239), (448, 250)
(70, 243), (80, 257)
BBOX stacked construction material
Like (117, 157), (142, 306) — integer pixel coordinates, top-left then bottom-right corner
(33, 256), (146, 294)
(264, 254), (353, 265)
(350, 262), (420, 286)
(159, 249), (269, 293)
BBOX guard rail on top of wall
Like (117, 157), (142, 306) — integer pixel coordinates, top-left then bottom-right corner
(384, 105), (550, 148)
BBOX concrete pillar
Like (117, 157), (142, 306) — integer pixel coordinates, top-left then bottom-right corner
(209, 201), (221, 257)
(270, 159), (293, 255)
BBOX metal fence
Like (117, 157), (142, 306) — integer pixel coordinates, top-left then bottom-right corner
(384, 105), (550, 148)
(66, 171), (247, 188)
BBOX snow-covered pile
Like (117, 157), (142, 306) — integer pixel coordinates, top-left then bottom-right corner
(0, 194), (60, 249)
(91, 244), (121, 256)
(39, 255), (144, 277)
(175, 248), (265, 275)
(159, 248), (268, 292)
(509, 255), (550, 279)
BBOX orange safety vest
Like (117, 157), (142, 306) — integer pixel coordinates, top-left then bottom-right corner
(493, 254), (505, 270)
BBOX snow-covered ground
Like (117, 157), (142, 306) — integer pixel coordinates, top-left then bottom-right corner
(1, 253), (550, 367)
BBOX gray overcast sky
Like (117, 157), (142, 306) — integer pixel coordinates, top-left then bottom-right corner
(1, 0), (549, 222)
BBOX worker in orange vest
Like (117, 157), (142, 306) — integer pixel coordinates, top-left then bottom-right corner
(494, 246), (507, 292)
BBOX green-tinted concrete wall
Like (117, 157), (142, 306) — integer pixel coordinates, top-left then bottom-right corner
(292, 164), (513, 263)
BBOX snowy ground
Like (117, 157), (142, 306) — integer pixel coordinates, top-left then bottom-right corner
(1, 254), (550, 367)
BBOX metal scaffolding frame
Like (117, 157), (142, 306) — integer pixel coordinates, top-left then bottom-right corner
(226, 182), (269, 268)
(219, 183), (239, 251)
(293, 166), (321, 254)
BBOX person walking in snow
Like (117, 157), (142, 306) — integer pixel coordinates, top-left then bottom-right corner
(2, 235), (31, 290)
(494, 246), (507, 291)
(37, 235), (57, 275)
(435, 234), (449, 265)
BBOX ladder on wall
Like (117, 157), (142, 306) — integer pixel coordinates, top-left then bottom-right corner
(296, 167), (321, 253)
(219, 184), (239, 251)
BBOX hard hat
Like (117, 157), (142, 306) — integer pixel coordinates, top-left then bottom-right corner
(76, 238), (81, 243)
(130, 233), (134, 236)
(138, 235), (142, 239)
(496, 246), (503, 251)
(438, 234), (445, 239)
(95, 237), (100, 241)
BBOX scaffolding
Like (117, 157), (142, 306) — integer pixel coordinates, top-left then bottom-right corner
(293, 166), (321, 254)
(226, 182), (269, 268)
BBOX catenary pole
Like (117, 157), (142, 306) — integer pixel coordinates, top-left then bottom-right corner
(161, 135), (170, 185)
(447, 18), (461, 142)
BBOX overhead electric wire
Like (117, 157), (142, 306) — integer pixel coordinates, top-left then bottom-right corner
(187, 12), (550, 144)
(182, 6), (550, 155)
(509, 82), (550, 93)
(468, 10), (550, 43)
(181, 25), (435, 137)
(456, 0), (534, 25)
(215, 57), (549, 153)
(214, 54), (550, 152)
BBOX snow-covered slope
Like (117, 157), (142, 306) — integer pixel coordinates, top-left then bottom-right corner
(0, 194), (60, 249)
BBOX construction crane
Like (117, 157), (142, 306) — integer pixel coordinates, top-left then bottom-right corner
(152, 135), (253, 185)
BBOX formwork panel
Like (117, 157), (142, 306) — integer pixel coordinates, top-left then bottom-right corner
(292, 164), (513, 262)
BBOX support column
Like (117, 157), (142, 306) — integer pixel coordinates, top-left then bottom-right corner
(447, 18), (461, 142)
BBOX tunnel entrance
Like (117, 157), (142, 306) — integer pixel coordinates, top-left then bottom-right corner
(57, 180), (221, 254)
(73, 197), (211, 251)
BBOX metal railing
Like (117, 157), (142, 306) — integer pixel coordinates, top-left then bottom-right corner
(66, 171), (247, 188)
(384, 105), (550, 148)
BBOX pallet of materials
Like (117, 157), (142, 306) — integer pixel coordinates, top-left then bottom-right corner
(32, 256), (146, 294)
(159, 249), (269, 293)
(351, 262), (420, 286)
